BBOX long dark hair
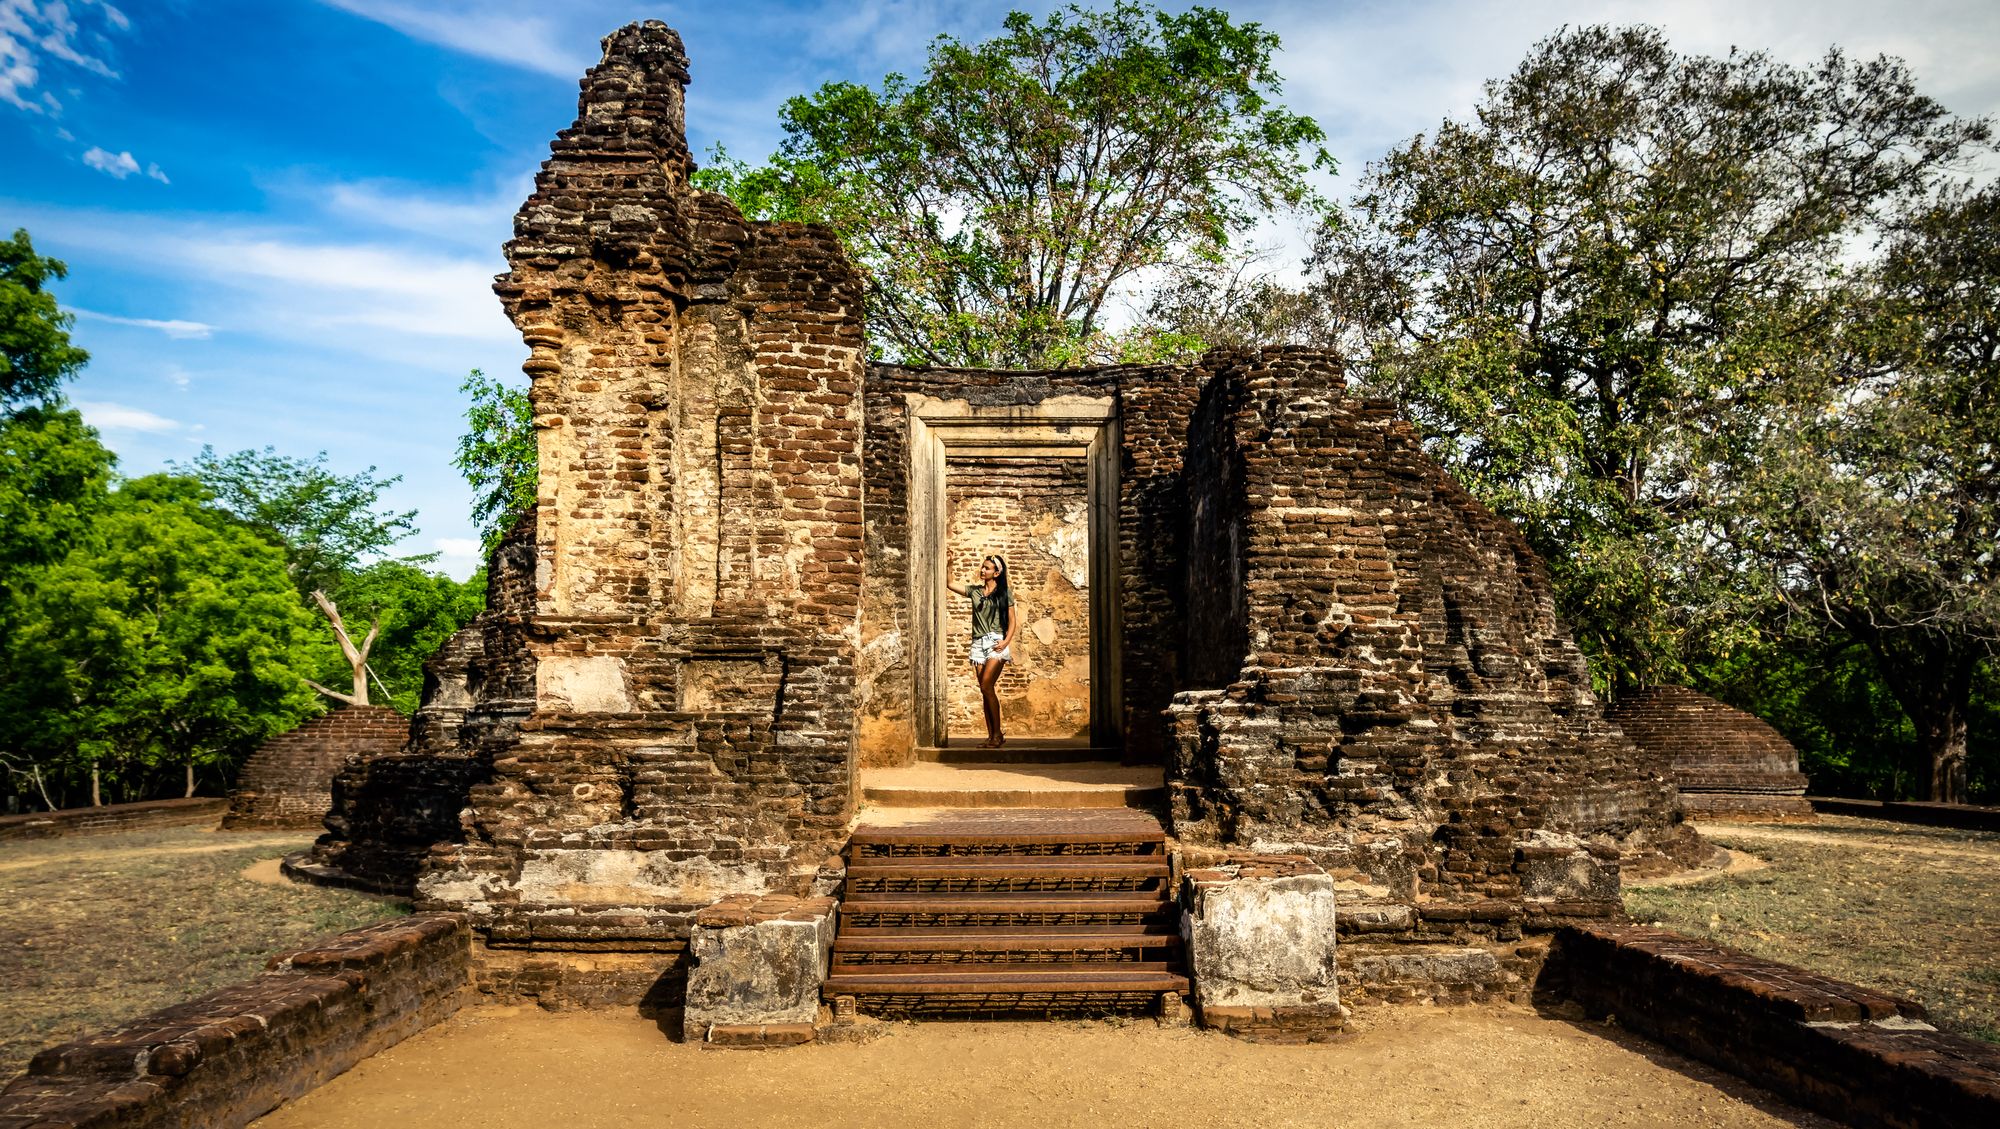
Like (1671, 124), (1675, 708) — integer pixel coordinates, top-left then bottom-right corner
(983, 554), (1010, 603)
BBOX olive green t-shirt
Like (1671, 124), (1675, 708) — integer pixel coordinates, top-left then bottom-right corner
(969, 585), (1014, 637)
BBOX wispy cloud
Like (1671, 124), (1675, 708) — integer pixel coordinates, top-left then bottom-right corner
(73, 308), (216, 339)
(317, 0), (592, 77)
(76, 399), (181, 433)
(80, 145), (135, 176)
(316, 173), (530, 246)
(1, 0), (125, 113)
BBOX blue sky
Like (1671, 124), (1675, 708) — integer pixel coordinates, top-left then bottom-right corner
(4, 0), (1997, 578)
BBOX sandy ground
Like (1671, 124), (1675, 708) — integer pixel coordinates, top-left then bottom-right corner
(253, 1005), (1833, 1129)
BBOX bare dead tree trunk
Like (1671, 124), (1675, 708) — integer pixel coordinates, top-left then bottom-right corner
(90, 765), (101, 807)
(304, 590), (380, 708)
(185, 760), (196, 799)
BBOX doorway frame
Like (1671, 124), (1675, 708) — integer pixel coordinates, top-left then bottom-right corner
(906, 395), (1122, 749)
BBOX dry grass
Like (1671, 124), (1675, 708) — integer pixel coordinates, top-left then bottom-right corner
(1625, 815), (2000, 1043)
(0, 826), (405, 1079)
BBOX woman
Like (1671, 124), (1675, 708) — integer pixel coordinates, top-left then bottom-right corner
(948, 554), (1017, 748)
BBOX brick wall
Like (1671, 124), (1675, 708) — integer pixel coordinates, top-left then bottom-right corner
(1168, 349), (1703, 942)
(308, 24), (869, 993)
(1607, 686), (1814, 821)
(1540, 924), (2000, 1129)
(0, 798), (225, 842)
(224, 706), (408, 830)
(858, 363), (1205, 763)
(0, 914), (470, 1129)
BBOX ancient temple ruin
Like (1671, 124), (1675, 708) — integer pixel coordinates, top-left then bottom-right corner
(308, 20), (1702, 1024)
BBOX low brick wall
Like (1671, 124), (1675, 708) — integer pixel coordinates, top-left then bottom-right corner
(0, 798), (226, 842)
(1809, 796), (2000, 833)
(225, 706), (409, 830)
(0, 913), (470, 1128)
(1538, 924), (2000, 1129)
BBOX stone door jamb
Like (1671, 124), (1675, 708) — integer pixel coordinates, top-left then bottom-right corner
(906, 395), (1123, 749)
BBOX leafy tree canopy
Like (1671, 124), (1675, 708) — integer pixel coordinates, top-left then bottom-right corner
(696, 2), (1331, 367)
(177, 445), (422, 598)
(1312, 24), (1989, 693)
(454, 368), (536, 553)
(0, 229), (89, 408)
(1707, 185), (2000, 800)
(0, 474), (319, 805)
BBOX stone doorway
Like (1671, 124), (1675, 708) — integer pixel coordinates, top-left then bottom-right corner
(907, 396), (1122, 752)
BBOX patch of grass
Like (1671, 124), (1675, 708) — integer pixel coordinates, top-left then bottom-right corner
(0, 826), (405, 1078)
(1626, 816), (2000, 1043)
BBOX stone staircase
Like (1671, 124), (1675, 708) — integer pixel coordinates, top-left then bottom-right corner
(824, 809), (1189, 1015)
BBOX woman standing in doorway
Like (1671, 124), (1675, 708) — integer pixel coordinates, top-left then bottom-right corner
(948, 555), (1017, 748)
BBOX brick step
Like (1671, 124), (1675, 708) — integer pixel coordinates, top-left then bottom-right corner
(849, 811), (1165, 858)
(836, 923), (1166, 938)
(833, 929), (1180, 966)
(844, 857), (1168, 894)
(840, 894), (1175, 930)
(824, 968), (1190, 995)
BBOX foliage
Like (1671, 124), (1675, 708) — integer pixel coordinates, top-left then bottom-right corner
(308, 560), (485, 714)
(177, 445), (422, 599)
(0, 475), (321, 806)
(1704, 186), (2000, 800)
(1313, 25), (1988, 695)
(0, 406), (115, 579)
(0, 229), (90, 408)
(453, 368), (536, 553)
(696, 2), (1330, 367)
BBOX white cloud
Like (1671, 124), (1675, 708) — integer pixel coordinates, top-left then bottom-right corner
(433, 536), (484, 577)
(1, 0), (125, 113)
(73, 308), (216, 338)
(76, 399), (181, 433)
(317, 173), (530, 246)
(145, 162), (167, 184)
(317, 1), (592, 77)
(81, 145), (138, 177)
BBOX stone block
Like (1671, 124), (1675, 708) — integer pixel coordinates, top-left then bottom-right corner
(683, 894), (835, 1046)
(1180, 854), (1343, 1040)
(1515, 830), (1620, 902)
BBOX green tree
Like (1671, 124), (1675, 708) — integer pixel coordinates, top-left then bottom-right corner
(1710, 187), (2000, 802)
(454, 368), (536, 553)
(696, 2), (1330, 367)
(0, 229), (90, 408)
(1312, 25), (1988, 693)
(177, 445), (421, 598)
(1, 475), (319, 805)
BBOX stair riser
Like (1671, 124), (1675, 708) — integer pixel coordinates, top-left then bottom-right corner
(842, 910), (1175, 928)
(834, 951), (1175, 966)
(846, 877), (1164, 895)
(850, 843), (1162, 859)
(835, 992), (1173, 1018)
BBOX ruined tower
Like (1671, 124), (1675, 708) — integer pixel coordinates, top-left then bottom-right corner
(312, 21), (1700, 1009)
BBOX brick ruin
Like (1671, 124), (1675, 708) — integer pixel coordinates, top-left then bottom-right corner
(223, 705), (406, 830)
(1607, 686), (1815, 822)
(308, 20), (1703, 1006)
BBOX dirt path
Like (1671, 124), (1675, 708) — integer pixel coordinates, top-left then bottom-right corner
(1697, 822), (2000, 864)
(253, 1005), (1832, 1129)
(0, 835), (306, 873)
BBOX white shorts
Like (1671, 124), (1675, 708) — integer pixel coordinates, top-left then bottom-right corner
(969, 632), (1011, 665)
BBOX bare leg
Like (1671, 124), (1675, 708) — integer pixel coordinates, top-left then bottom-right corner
(979, 658), (1007, 747)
